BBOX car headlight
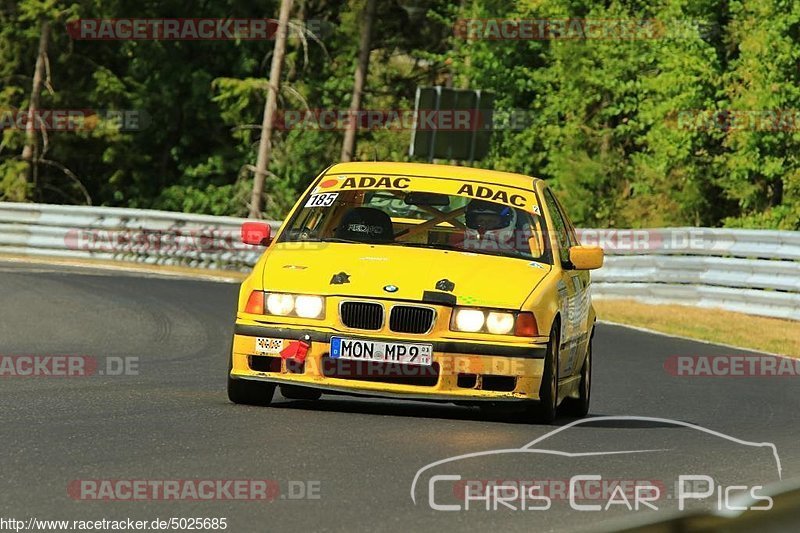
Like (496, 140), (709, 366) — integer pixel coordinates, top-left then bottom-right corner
(453, 309), (485, 332)
(486, 311), (515, 334)
(247, 292), (326, 319)
(295, 295), (325, 319)
(266, 293), (295, 316)
(450, 308), (538, 336)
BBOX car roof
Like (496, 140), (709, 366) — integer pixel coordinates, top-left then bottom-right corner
(324, 162), (543, 191)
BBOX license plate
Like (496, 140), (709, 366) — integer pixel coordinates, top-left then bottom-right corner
(330, 337), (432, 366)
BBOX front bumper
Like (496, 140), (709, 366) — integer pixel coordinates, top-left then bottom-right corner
(230, 322), (547, 402)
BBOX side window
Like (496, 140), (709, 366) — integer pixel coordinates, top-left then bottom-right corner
(544, 189), (571, 265)
(553, 194), (580, 249)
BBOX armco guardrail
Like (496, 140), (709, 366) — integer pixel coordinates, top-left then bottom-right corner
(0, 203), (798, 320)
(578, 228), (800, 320)
(0, 202), (279, 271)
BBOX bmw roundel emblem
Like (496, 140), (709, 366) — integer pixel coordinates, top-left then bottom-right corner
(383, 285), (399, 293)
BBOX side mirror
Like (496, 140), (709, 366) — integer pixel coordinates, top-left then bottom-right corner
(569, 245), (604, 270)
(241, 222), (272, 246)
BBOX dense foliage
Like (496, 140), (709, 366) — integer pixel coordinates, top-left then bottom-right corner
(1, 0), (798, 228)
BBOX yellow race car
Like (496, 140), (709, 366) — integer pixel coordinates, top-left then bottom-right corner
(228, 162), (603, 422)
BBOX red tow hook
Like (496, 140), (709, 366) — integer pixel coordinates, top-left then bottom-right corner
(280, 334), (311, 364)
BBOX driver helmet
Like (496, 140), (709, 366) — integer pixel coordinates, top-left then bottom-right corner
(464, 199), (517, 247)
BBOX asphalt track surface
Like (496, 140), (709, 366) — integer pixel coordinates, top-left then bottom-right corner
(1, 260), (799, 532)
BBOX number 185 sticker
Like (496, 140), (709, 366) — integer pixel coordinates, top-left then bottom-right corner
(305, 192), (338, 208)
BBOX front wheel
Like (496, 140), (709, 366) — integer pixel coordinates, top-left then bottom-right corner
(562, 336), (592, 418)
(524, 324), (560, 424)
(228, 376), (276, 406)
(227, 341), (276, 406)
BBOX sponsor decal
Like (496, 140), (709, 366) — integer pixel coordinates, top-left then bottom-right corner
(318, 178), (339, 188)
(255, 338), (284, 355)
(435, 279), (456, 292)
(456, 184), (527, 208)
(347, 223), (384, 235)
(330, 272), (351, 285)
(341, 176), (411, 189)
(305, 192), (338, 208)
(457, 295), (508, 307)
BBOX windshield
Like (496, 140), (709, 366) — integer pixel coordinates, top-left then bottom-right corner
(278, 179), (550, 263)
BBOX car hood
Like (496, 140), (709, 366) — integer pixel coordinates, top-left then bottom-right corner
(260, 242), (551, 309)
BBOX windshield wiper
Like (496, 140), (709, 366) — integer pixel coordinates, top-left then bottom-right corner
(393, 242), (464, 252)
(394, 242), (530, 260)
(320, 237), (363, 244)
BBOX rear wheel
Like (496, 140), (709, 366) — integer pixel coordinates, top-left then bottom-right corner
(280, 385), (322, 401)
(563, 336), (592, 418)
(227, 341), (276, 406)
(524, 324), (560, 424)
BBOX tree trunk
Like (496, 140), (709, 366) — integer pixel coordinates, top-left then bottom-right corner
(249, 0), (293, 219)
(340, 0), (377, 162)
(21, 20), (50, 193)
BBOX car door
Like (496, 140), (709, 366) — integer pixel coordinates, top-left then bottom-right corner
(542, 188), (580, 379)
(550, 191), (591, 377)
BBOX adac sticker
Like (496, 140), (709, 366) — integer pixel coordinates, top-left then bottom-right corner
(341, 176), (411, 189)
(456, 183), (528, 208)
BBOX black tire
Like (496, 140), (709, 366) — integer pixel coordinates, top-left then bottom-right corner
(562, 336), (592, 418)
(280, 385), (322, 401)
(227, 341), (276, 406)
(524, 323), (560, 424)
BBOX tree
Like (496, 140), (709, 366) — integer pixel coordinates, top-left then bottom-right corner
(340, 0), (376, 162)
(249, 0), (294, 218)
